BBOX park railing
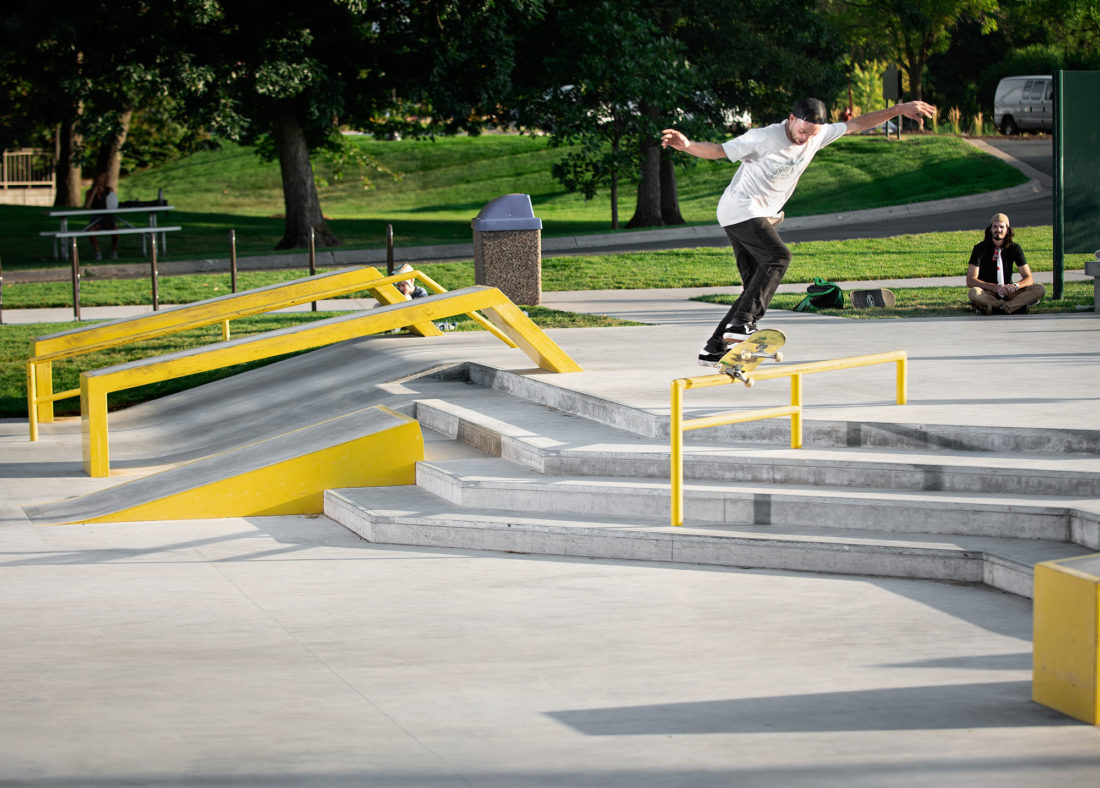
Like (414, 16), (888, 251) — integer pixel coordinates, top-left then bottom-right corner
(669, 350), (908, 527)
(25, 265), (516, 440)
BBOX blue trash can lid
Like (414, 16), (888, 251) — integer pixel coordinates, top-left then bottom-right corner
(472, 193), (542, 231)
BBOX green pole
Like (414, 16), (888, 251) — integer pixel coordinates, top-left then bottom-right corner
(1053, 71), (1064, 300)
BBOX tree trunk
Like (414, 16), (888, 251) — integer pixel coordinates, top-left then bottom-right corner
(660, 156), (684, 225)
(271, 99), (340, 250)
(54, 119), (83, 208)
(610, 174), (619, 230)
(95, 107), (133, 192)
(627, 105), (663, 228)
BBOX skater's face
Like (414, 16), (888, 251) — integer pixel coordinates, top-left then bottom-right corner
(990, 221), (1008, 245)
(785, 116), (823, 145)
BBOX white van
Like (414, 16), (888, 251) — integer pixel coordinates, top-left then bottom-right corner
(994, 75), (1053, 135)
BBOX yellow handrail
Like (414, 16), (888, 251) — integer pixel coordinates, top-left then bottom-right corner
(76, 286), (581, 477)
(670, 350), (907, 526)
(26, 265), (516, 440)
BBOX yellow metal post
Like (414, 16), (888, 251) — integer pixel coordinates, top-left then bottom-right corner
(33, 359), (53, 426)
(81, 377), (110, 477)
(896, 356), (908, 404)
(670, 380), (685, 527)
(790, 373), (803, 449)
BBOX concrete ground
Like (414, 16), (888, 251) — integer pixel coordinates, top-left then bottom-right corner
(3, 145), (1100, 784)
(3, 294), (1099, 786)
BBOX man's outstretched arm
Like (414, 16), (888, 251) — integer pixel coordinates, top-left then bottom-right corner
(845, 101), (936, 134)
(660, 129), (728, 159)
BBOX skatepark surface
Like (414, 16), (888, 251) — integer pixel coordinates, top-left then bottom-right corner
(4, 285), (1100, 786)
(3, 144), (1100, 785)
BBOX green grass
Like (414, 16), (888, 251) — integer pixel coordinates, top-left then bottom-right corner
(699, 280), (1095, 318)
(2, 226), (1088, 309)
(1, 133), (1026, 269)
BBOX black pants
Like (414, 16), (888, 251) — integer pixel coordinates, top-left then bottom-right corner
(709, 218), (792, 343)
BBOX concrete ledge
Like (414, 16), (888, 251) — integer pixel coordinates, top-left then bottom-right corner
(1033, 553), (1100, 724)
(324, 484), (1093, 596)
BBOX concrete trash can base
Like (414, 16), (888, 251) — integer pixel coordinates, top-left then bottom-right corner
(472, 194), (542, 306)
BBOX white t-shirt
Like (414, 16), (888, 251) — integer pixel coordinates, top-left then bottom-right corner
(716, 120), (847, 227)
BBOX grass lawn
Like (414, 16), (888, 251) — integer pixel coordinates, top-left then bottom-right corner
(1, 133), (1026, 269)
(1, 226), (1088, 309)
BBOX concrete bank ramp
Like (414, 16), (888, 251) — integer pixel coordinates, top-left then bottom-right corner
(25, 405), (423, 524)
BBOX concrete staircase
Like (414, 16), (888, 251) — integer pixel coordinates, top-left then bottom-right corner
(325, 362), (1100, 598)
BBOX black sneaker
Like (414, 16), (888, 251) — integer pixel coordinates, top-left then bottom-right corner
(697, 340), (727, 366)
(722, 323), (758, 343)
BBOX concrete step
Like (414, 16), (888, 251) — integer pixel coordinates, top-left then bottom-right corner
(413, 457), (1100, 549)
(456, 361), (1100, 455)
(324, 483), (1096, 599)
(412, 387), (1100, 498)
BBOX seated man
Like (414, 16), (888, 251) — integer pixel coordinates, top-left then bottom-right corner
(966, 212), (1045, 314)
(83, 172), (120, 261)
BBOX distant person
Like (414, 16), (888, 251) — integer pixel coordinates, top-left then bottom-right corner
(82, 173), (119, 261)
(395, 263), (427, 299)
(661, 96), (935, 364)
(966, 213), (1045, 314)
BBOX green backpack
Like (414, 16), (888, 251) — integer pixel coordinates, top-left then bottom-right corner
(793, 277), (844, 312)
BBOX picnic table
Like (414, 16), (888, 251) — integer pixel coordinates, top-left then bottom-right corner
(43, 204), (177, 260)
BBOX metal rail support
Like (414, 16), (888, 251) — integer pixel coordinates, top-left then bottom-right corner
(670, 350), (908, 526)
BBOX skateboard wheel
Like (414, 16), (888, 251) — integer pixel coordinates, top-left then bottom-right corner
(744, 378), (755, 388)
(775, 351), (783, 363)
(740, 350), (753, 362)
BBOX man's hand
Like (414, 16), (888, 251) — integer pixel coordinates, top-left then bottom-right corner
(899, 100), (937, 122)
(660, 129), (690, 150)
(660, 129), (727, 159)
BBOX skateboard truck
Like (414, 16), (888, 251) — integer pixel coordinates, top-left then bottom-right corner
(714, 329), (787, 387)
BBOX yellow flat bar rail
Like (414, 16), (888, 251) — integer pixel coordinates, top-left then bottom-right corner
(669, 350), (907, 526)
(79, 286), (581, 477)
(26, 265), (517, 440)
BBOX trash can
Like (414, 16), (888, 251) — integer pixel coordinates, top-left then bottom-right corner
(472, 194), (542, 305)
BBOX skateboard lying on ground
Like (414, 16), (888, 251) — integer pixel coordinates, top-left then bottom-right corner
(850, 288), (896, 308)
(712, 328), (786, 387)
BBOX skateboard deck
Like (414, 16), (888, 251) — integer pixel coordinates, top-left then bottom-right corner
(713, 328), (786, 386)
(851, 288), (895, 308)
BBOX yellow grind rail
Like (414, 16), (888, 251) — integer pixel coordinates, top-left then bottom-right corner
(670, 350), (907, 526)
(75, 286), (581, 477)
(26, 265), (515, 440)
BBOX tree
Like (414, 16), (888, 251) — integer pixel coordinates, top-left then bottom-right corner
(515, 0), (846, 229)
(826, 0), (999, 105)
(519, 2), (694, 229)
(2, 1), (222, 206)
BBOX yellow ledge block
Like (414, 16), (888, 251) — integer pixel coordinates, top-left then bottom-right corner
(1033, 554), (1100, 724)
(29, 406), (423, 524)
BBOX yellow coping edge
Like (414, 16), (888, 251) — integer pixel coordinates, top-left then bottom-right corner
(28, 266), (442, 428)
(1033, 554), (1100, 725)
(80, 286), (582, 477)
(63, 406), (423, 524)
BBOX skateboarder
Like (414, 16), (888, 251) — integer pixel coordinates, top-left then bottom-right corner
(966, 212), (1045, 314)
(661, 97), (936, 364)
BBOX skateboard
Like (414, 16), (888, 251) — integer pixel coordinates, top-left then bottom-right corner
(712, 328), (786, 387)
(850, 288), (895, 308)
